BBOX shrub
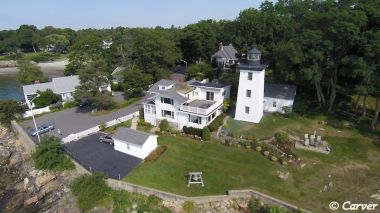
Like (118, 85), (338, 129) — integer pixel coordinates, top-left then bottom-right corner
(49, 101), (63, 111)
(270, 156), (278, 161)
(30, 52), (58, 62)
(33, 89), (62, 108)
(280, 158), (288, 165)
(201, 127), (211, 141)
(32, 136), (74, 171)
(70, 173), (111, 211)
(99, 121), (106, 130)
(249, 198), (265, 213)
(207, 113), (226, 132)
(255, 146), (262, 152)
(263, 151), (270, 156)
(145, 146), (167, 162)
(183, 201), (195, 213)
(182, 126), (202, 137)
(139, 107), (144, 120)
(159, 119), (169, 132)
(0, 100), (26, 127)
(274, 132), (289, 144)
(63, 101), (77, 109)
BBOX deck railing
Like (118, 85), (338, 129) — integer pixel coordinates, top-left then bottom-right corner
(180, 99), (223, 115)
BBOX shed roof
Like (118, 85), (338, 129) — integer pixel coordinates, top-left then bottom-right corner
(112, 127), (155, 147)
(264, 83), (297, 100)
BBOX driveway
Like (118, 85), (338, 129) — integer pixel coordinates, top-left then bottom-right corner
(64, 132), (142, 179)
(22, 96), (146, 140)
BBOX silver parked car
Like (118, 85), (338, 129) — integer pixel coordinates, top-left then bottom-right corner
(99, 135), (114, 145)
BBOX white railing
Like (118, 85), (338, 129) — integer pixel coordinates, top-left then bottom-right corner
(180, 99), (223, 115)
(62, 111), (139, 143)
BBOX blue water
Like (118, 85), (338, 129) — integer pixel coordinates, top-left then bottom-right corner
(0, 73), (23, 101)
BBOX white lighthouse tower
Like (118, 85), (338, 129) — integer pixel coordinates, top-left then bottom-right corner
(234, 48), (267, 123)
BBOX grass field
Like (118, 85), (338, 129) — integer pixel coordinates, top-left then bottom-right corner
(125, 114), (380, 212)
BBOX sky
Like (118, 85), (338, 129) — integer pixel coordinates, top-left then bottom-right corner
(0, 0), (267, 30)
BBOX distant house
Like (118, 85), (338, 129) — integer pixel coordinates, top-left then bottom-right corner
(264, 83), (297, 113)
(102, 40), (113, 49)
(143, 79), (230, 130)
(22, 75), (111, 107)
(111, 66), (126, 84)
(211, 43), (239, 68)
(112, 127), (158, 159)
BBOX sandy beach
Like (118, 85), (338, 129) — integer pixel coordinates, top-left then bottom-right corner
(0, 60), (67, 77)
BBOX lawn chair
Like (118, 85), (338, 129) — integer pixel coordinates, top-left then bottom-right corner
(317, 136), (321, 142)
(305, 138), (310, 146)
(310, 135), (315, 146)
(304, 134), (308, 141)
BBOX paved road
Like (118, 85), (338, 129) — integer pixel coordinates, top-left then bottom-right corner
(22, 97), (145, 139)
(65, 132), (142, 179)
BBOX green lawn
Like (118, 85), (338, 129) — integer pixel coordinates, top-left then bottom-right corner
(125, 114), (380, 212)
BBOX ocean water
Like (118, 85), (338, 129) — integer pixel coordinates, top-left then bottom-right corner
(0, 73), (23, 101)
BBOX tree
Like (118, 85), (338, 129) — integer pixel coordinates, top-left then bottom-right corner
(32, 136), (74, 171)
(0, 100), (26, 127)
(65, 31), (103, 75)
(187, 63), (212, 80)
(17, 60), (48, 85)
(122, 67), (153, 97)
(33, 89), (61, 108)
(74, 59), (115, 110)
(17, 25), (41, 52)
(45, 34), (69, 52)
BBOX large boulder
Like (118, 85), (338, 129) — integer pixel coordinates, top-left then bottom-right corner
(0, 146), (11, 166)
(35, 172), (56, 189)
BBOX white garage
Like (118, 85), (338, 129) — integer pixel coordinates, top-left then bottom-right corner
(112, 127), (158, 159)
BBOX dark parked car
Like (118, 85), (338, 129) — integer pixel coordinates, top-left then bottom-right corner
(30, 124), (55, 136)
(99, 135), (114, 145)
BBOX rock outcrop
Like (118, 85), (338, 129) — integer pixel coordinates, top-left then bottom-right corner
(0, 126), (80, 213)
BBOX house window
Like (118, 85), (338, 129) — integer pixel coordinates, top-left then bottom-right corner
(273, 101), (277, 107)
(161, 97), (174, 105)
(206, 92), (214, 101)
(245, 106), (250, 114)
(188, 115), (202, 124)
(127, 144), (130, 150)
(248, 72), (253, 80)
(161, 110), (174, 119)
(246, 90), (251, 97)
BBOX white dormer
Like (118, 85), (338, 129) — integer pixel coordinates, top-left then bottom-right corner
(158, 83), (174, 91)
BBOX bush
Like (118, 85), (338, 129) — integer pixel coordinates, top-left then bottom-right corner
(145, 146), (167, 162)
(183, 201), (195, 213)
(280, 158), (288, 165)
(49, 101), (63, 111)
(63, 101), (77, 109)
(99, 121), (106, 130)
(183, 126), (203, 138)
(159, 119), (169, 132)
(274, 132), (289, 144)
(207, 113), (226, 132)
(32, 136), (74, 171)
(0, 100), (26, 127)
(139, 107), (144, 120)
(30, 52), (58, 62)
(263, 151), (270, 156)
(255, 146), (262, 152)
(202, 127), (211, 141)
(249, 198), (265, 213)
(33, 89), (62, 108)
(70, 173), (111, 211)
(270, 156), (278, 161)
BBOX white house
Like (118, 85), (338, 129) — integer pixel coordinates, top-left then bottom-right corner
(143, 79), (230, 130)
(264, 83), (296, 113)
(235, 48), (296, 123)
(22, 75), (112, 107)
(112, 127), (157, 159)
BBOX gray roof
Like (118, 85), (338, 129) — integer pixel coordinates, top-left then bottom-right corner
(264, 83), (296, 100)
(212, 44), (238, 60)
(189, 81), (227, 89)
(112, 127), (154, 146)
(22, 75), (80, 95)
(156, 79), (175, 86)
(111, 66), (126, 76)
(147, 80), (189, 104)
(248, 48), (261, 54)
(52, 75), (80, 93)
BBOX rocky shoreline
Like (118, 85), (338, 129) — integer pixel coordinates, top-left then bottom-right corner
(0, 126), (80, 213)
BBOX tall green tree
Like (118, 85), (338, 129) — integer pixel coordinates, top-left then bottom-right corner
(17, 60), (48, 85)
(74, 59), (115, 110)
(122, 67), (153, 97)
(0, 100), (26, 127)
(17, 25), (41, 52)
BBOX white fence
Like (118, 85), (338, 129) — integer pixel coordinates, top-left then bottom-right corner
(23, 106), (51, 118)
(62, 111), (139, 143)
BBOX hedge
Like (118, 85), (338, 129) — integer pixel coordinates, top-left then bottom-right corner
(182, 126), (202, 138)
(207, 113), (226, 132)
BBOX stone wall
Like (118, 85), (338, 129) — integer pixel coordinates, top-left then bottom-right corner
(106, 178), (310, 212)
(11, 120), (36, 155)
